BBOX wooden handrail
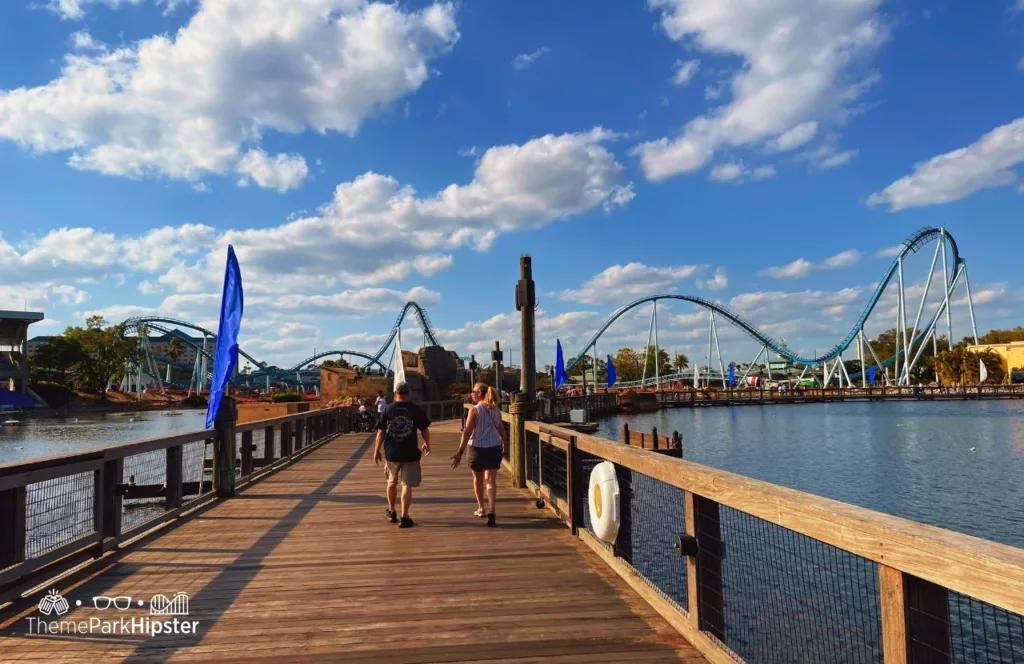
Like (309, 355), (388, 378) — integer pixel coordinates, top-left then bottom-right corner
(535, 421), (1024, 618)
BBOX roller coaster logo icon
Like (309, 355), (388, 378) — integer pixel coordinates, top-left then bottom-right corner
(149, 592), (189, 616)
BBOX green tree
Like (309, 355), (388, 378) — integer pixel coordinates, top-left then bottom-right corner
(934, 346), (1004, 384)
(31, 337), (86, 392)
(977, 327), (1024, 344)
(672, 353), (689, 372)
(166, 337), (184, 382)
(64, 316), (137, 395)
(612, 348), (643, 382)
(640, 346), (671, 378)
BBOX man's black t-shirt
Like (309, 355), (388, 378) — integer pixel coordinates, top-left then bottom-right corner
(377, 400), (431, 462)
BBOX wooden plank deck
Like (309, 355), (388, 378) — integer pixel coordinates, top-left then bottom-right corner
(0, 420), (706, 663)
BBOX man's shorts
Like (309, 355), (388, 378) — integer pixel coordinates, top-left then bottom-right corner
(385, 460), (422, 488)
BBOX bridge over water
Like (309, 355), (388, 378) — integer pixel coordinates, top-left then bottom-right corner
(1, 403), (1022, 663)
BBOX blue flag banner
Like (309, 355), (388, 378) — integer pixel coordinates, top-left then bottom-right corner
(728, 363), (736, 387)
(606, 354), (617, 387)
(555, 340), (568, 389)
(205, 245), (244, 429)
(867, 365), (876, 386)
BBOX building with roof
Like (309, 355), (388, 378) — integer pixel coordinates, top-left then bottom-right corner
(0, 310), (46, 409)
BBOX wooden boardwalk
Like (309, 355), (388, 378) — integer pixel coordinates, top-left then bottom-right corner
(0, 420), (706, 663)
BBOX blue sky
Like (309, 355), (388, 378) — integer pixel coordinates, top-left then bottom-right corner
(0, 0), (1022, 370)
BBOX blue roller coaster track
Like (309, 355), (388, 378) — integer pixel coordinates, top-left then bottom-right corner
(565, 227), (964, 373)
(120, 300), (441, 388)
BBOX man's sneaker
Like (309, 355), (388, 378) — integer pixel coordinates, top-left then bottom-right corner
(385, 509), (398, 523)
(486, 513), (496, 527)
(399, 516), (415, 528)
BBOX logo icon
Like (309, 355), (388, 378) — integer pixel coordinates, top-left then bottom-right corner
(149, 592), (189, 616)
(38, 590), (70, 617)
(93, 595), (133, 611)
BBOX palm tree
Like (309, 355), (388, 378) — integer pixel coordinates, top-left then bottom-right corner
(673, 353), (689, 373)
(167, 337), (185, 383)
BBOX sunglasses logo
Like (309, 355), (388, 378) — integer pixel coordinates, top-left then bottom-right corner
(93, 596), (133, 611)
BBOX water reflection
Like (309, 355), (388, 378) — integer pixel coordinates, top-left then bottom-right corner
(0, 410), (207, 464)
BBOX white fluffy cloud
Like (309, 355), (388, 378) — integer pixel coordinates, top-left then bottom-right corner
(867, 117), (1024, 211)
(697, 267), (728, 290)
(2, 1), (458, 188)
(556, 262), (702, 305)
(236, 150), (309, 192)
(512, 47), (550, 71)
(708, 161), (776, 183)
(760, 249), (862, 279)
(161, 127), (633, 293)
(671, 59), (700, 86)
(49, 0), (190, 20)
(634, 0), (886, 181)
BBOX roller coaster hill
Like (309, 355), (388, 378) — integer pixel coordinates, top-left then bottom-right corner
(117, 302), (446, 397)
(560, 227), (991, 390)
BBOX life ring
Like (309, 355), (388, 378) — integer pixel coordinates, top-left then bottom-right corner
(588, 461), (620, 544)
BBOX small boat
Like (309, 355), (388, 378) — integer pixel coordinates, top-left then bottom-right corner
(3, 419), (20, 426)
(561, 421), (599, 434)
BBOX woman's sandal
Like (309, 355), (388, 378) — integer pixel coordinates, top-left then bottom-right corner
(474, 508), (486, 518)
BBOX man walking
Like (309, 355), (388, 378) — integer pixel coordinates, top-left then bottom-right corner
(373, 381), (431, 528)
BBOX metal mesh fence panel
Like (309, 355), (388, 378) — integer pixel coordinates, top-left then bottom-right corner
(540, 441), (567, 503)
(121, 450), (168, 531)
(712, 506), (883, 663)
(25, 472), (95, 558)
(182, 439), (209, 501)
(525, 430), (539, 485)
(945, 591), (1024, 663)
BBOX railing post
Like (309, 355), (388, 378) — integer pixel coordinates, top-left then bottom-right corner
(240, 430), (253, 476)
(684, 491), (700, 631)
(693, 494), (725, 641)
(213, 396), (238, 498)
(509, 394), (527, 489)
(566, 435), (580, 536)
(264, 425), (275, 462)
(281, 421), (292, 456)
(621, 423), (630, 446)
(879, 565), (908, 664)
(0, 485), (27, 568)
(166, 445), (183, 509)
(613, 464), (632, 563)
(98, 458), (122, 543)
(292, 419), (302, 451)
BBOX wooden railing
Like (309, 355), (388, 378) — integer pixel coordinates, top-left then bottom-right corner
(0, 399), (468, 611)
(0, 406), (357, 609)
(520, 419), (1024, 663)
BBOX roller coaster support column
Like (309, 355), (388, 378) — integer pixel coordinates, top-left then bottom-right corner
(213, 396), (237, 498)
(859, 329), (867, 388)
(941, 228), (954, 349)
(653, 300), (661, 391)
(512, 255), (537, 489)
(963, 261), (980, 344)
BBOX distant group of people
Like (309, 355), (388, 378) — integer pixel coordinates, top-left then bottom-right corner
(372, 381), (506, 528)
(356, 391), (388, 431)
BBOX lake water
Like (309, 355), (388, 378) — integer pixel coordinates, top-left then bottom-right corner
(3, 401), (1023, 549)
(597, 400), (1024, 549)
(0, 410), (207, 465)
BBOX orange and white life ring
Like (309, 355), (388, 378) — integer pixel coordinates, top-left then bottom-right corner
(588, 461), (620, 543)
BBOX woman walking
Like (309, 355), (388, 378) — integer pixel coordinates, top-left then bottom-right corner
(451, 383), (507, 526)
